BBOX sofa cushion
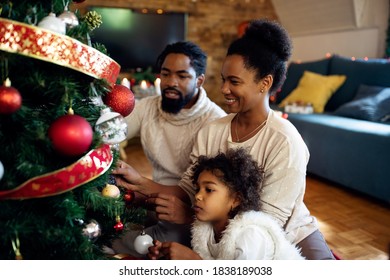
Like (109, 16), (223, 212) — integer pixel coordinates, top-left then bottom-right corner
(279, 71), (346, 113)
(326, 55), (390, 111)
(276, 57), (330, 103)
(333, 84), (390, 122)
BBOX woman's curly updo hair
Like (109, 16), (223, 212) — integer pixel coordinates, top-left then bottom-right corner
(191, 148), (264, 217)
(227, 19), (292, 95)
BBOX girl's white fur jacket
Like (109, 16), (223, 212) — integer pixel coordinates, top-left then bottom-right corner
(191, 210), (305, 260)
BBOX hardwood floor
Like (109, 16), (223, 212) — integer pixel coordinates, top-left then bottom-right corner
(123, 139), (390, 260)
(305, 176), (390, 260)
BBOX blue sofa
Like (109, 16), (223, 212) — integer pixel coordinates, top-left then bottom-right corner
(275, 55), (390, 204)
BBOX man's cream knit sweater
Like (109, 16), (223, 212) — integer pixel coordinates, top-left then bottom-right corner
(125, 87), (226, 185)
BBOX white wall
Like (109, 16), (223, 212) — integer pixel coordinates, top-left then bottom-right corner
(290, 28), (379, 62)
(272, 0), (390, 62)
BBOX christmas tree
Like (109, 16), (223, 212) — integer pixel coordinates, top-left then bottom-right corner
(0, 0), (142, 259)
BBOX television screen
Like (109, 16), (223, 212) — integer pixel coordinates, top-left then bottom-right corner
(90, 7), (187, 72)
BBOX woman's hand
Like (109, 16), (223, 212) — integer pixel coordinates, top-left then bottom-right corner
(149, 241), (202, 260)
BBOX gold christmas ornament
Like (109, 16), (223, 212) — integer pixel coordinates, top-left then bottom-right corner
(101, 184), (120, 198)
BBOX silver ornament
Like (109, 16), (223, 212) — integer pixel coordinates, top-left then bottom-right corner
(0, 160), (4, 181)
(58, 6), (79, 28)
(95, 107), (128, 145)
(38, 12), (66, 35)
(82, 219), (102, 241)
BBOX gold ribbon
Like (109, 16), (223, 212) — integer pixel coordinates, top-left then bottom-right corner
(0, 144), (113, 200)
(0, 18), (120, 85)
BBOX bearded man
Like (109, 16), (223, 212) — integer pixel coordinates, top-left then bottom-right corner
(111, 41), (225, 256)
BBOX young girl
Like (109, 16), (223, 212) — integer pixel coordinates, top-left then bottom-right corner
(147, 148), (304, 260)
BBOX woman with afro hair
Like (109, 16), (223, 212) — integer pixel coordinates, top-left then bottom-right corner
(176, 19), (335, 259)
(113, 19), (334, 259)
(148, 148), (304, 260)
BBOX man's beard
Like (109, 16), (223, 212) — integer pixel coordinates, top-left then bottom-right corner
(161, 88), (196, 114)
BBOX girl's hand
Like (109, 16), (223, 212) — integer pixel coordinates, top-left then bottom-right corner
(147, 240), (163, 260)
(158, 242), (202, 260)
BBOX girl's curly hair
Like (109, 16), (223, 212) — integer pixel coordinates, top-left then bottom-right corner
(191, 148), (264, 217)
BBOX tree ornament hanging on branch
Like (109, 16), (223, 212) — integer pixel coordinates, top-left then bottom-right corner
(103, 84), (135, 118)
(113, 215), (124, 233)
(58, 2), (79, 29)
(101, 184), (120, 198)
(48, 109), (93, 157)
(124, 190), (135, 206)
(0, 78), (22, 114)
(37, 12), (66, 35)
(95, 107), (128, 145)
(81, 219), (102, 241)
(0, 160), (4, 181)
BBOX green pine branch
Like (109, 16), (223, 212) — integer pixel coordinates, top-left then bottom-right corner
(0, 0), (145, 259)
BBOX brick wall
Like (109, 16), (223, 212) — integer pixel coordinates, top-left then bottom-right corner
(73, 0), (278, 109)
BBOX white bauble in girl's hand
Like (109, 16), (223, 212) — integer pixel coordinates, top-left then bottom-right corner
(134, 231), (153, 255)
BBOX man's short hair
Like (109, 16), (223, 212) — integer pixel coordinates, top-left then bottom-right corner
(156, 41), (207, 76)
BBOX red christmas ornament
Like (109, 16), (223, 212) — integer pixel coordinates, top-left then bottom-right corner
(124, 190), (135, 206)
(114, 215), (124, 232)
(0, 78), (22, 114)
(103, 84), (135, 117)
(48, 113), (93, 157)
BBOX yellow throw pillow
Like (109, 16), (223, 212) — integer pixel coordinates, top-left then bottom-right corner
(279, 71), (346, 113)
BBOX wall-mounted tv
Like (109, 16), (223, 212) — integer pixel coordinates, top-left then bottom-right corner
(90, 7), (187, 72)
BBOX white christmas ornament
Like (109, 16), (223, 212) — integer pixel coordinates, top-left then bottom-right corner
(95, 107), (128, 145)
(0, 160), (4, 180)
(38, 12), (66, 35)
(58, 6), (79, 28)
(134, 230), (153, 255)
